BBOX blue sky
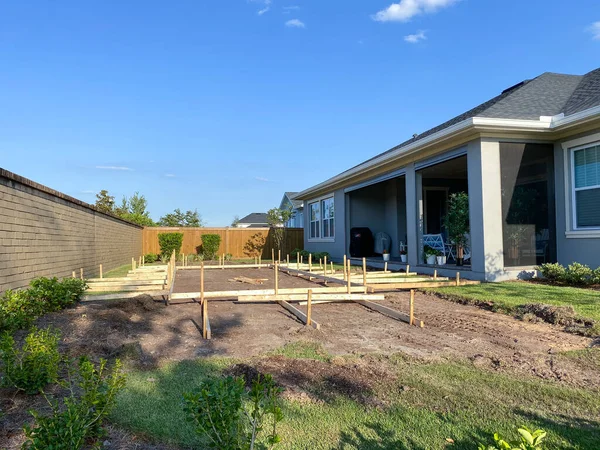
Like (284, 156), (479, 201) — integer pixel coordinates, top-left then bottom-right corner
(1, 1), (598, 226)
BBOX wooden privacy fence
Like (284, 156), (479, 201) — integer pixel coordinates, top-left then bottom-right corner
(142, 227), (304, 259)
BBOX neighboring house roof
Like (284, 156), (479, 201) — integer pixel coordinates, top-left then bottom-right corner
(238, 213), (268, 224)
(282, 192), (303, 209)
(296, 67), (600, 199)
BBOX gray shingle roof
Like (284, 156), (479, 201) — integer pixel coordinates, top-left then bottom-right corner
(238, 213), (268, 224)
(284, 192), (303, 209)
(344, 67), (600, 173)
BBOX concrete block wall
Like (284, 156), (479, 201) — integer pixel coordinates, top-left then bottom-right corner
(0, 169), (143, 292)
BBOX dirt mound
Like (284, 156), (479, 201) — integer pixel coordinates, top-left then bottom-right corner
(519, 304), (579, 325)
(227, 355), (396, 408)
(105, 295), (164, 313)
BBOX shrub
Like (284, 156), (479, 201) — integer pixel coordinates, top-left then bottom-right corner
(158, 232), (184, 261)
(537, 263), (566, 282)
(144, 253), (159, 264)
(183, 374), (283, 449)
(564, 262), (595, 286)
(595, 267), (600, 285)
(290, 249), (330, 261)
(0, 290), (42, 332)
(224, 253), (233, 261)
(0, 327), (61, 394)
(28, 277), (87, 312)
(23, 357), (126, 450)
(478, 426), (547, 450)
(201, 234), (221, 260)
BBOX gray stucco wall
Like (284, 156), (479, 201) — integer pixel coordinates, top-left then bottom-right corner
(0, 169), (143, 292)
(554, 131), (600, 267)
(304, 189), (347, 259)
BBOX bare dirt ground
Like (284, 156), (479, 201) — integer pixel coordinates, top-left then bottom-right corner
(1, 268), (598, 448)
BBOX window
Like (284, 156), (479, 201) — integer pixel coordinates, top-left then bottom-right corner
(321, 197), (334, 238)
(308, 196), (335, 240)
(309, 202), (320, 239)
(573, 144), (600, 229)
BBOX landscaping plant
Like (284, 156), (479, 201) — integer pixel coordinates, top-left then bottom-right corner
(443, 191), (470, 265)
(200, 234), (221, 260)
(183, 373), (283, 450)
(538, 262), (599, 286)
(266, 207), (293, 251)
(0, 327), (61, 394)
(23, 357), (126, 450)
(144, 253), (159, 264)
(478, 426), (547, 450)
(158, 232), (184, 261)
(0, 290), (43, 332)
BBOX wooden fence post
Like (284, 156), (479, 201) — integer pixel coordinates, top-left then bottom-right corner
(80, 268), (84, 280)
(343, 255), (347, 281)
(362, 257), (367, 293)
(323, 256), (327, 276)
(306, 289), (313, 326)
(308, 253), (312, 273)
(274, 261), (279, 295)
(99, 264), (103, 279)
(409, 289), (415, 325)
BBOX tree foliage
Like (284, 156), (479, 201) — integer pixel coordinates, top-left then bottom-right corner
(231, 215), (241, 228)
(159, 209), (204, 227)
(266, 208), (293, 251)
(443, 192), (470, 249)
(115, 192), (156, 226)
(94, 190), (115, 214)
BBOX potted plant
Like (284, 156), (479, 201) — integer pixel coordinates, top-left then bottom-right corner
(382, 249), (390, 262)
(400, 249), (407, 263)
(443, 192), (470, 266)
(424, 245), (437, 265)
(436, 252), (446, 266)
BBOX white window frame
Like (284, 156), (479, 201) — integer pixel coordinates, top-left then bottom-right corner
(562, 132), (600, 238)
(307, 194), (335, 242)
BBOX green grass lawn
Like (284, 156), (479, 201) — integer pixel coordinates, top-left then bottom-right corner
(110, 344), (600, 450)
(426, 281), (600, 323)
(103, 264), (133, 278)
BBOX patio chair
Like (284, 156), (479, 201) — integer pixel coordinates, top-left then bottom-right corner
(422, 234), (447, 257)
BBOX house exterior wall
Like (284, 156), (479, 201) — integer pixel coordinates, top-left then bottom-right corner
(304, 189), (347, 257)
(0, 169), (143, 292)
(554, 129), (600, 267)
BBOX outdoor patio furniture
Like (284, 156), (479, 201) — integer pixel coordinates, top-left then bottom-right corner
(422, 234), (447, 257)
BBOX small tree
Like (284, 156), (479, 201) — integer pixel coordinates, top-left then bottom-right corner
(231, 216), (240, 228)
(94, 190), (115, 214)
(115, 192), (156, 226)
(200, 234), (221, 260)
(267, 208), (293, 252)
(158, 232), (184, 261)
(443, 192), (469, 265)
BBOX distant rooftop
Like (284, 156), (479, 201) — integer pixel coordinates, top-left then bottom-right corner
(238, 212), (268, 224)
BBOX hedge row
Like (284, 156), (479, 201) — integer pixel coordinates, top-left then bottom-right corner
(538, 262), (600, 286)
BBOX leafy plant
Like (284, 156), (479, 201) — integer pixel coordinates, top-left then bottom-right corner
(267, 208), (293, 251)
(159, 209), (204, 227)
(423, 245), (439, 258)
(0, 327), (61, 394)
(183, 373), (283, 450)
(144, 253), (159, 264)
(225, 253), (233, 261)
(115, 192), (156, 227)
(443, 192), (470, 259)
(23, 357), (126, 450)
(0, 290), (43, 332)
(158, 232), (184, 261)
(564, 262), (595, 286)
(289, 249), (330, 261)
(537, 263), (566, 282)
(28, 277), (87, 312)
(478, 426), (547, 450)
(201, 234), (222, 260)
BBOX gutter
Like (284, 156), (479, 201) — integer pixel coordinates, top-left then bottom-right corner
(295, 107), (600, 200)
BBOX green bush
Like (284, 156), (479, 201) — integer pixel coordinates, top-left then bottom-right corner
(23, 357), (126, 450)
(537, 263), (566, 282)
(0, 277), (87, 333)
(28, 277), (87, 312)
(564, 262), (595, 286)
(290, 249), (330, 262)
(144, 253), (159, 264)
(0, 327), (61, 394)
(183, 374), (283, 450)
(158, 232), (184, 261)
(201, 234), (221, 260)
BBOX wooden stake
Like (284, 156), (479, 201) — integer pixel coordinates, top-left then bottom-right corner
(259, 255), (262, 267)
(330, 262), (334, 274)
(274, 261), (279, 295)
(72, 271), (76, 278)
(272, 249), (275, 264)
(324, 256), (327, 276)
(456, 272), (460, 286)
(306, 289), (313, 326)
(433, 269), (437, 281)
(384, 261), (388, 273)
(99, 264), (103, 279)
(201, 262), (207, 338)
(409, 289), (415, 325)
(343, 255), (347, 281)
(319, 258), (322, 269)
(287, 254), (290, 267)
(278, 249), (281, 263)
(132, 258), (135, 271)
(142, 255), (145, 267)
(297, 252), (300, 270)
(308, 253), (312, 273)
(300, 255), (303, 265)
(80, 268), (84, 280)
(406, 264), (410, 276)
(139, 256), (142, 267)
(346, 259), (351, 294)
(362, 257), (367, 293)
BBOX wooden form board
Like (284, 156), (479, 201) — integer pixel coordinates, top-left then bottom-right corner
(280, 267), (355, 286)
(326, 272), (419, 280)
(355, 300), (424, 328)
(278, 300), (320, 330)
(366, 279), (481, 291)
(81, 291), (169, 301)
(170, 285), (368, 300)
(88, 285), (167, 292)
(236, 293), (385, 303)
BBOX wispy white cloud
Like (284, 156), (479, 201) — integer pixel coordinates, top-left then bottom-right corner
(95, 165), (133, 171)
(255, 176), (270, 182)
(588, 21), (600, 40)
(404, 30), (427, 43)
(285, 18), (305, 28)
(372, 0), (458, 22)
(164, 173), (176, 178)
(250, 0), (271, 15)
(258, 5), (270, 15)
(282, 5), (299, 13)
